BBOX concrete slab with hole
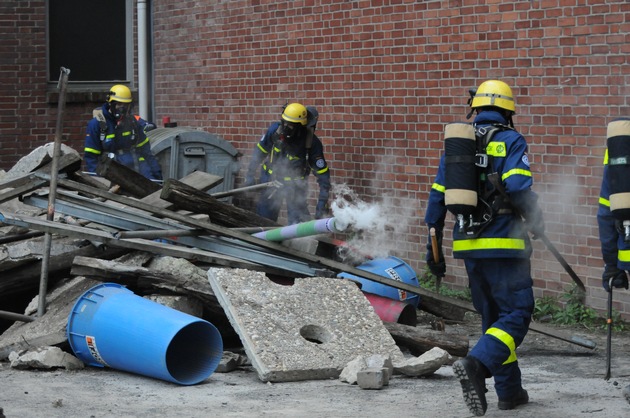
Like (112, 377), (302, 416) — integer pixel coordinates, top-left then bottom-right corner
(207, 267), (404, 382)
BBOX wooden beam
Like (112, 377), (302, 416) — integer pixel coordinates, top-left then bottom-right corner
(160, 178), (279, 227)
(96, 157), (161, 198)
(141, 171), (223, 210)
(383, 321), (469, 357)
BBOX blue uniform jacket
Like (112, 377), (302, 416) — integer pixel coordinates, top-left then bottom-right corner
(424, 110), (537, 259)
(247, 121), (331, 203)
(84, 104), (163, 180)
(597, 150), (630, 269)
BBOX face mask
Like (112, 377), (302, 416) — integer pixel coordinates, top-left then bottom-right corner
(111, 102), (130, 121)
(282, 121), (300, 141)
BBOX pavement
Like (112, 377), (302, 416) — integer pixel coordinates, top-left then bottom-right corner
(1, 319), (630, 417)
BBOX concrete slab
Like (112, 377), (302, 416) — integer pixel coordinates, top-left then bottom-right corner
(207, 267), (404, 383)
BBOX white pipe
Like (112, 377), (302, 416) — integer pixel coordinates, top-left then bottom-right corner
(137, 0), (149, 120)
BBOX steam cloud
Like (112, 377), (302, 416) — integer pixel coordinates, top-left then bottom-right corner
(330, 183), (415, 265)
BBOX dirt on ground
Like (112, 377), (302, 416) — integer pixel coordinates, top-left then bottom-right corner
(1, 314), (630, 418)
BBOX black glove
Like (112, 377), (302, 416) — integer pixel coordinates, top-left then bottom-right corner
(315, 200), (329, 219)
(603, 265), (629, 292)
(426, 229), (446, 278)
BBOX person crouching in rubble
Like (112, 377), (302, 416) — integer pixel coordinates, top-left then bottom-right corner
(244, 103), (331, 224)
(424, 80), (544, 416)
(84, 84), (163, 181)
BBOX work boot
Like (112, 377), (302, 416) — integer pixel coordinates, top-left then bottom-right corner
(498, 388), (529, 410)
(453, 356), (488, 416)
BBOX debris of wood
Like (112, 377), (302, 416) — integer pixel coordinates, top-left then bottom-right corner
(141, 170), (223, 210)
(0, 236), (127, 299)
(383, 321), (469, 357)
(160, 178), (279, 227)
(96, 157), (161, 198)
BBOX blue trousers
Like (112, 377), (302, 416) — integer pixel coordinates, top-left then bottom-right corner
(464, 257), (534, 400)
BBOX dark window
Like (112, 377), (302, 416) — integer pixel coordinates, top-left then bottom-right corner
(48, 0), (129, 83)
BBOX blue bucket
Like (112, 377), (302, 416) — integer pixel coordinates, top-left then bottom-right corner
(337, 256), (421, 308)
(67, 283), (223, 385)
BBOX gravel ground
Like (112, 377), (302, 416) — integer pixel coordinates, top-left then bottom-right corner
(1, 318), (630, 418)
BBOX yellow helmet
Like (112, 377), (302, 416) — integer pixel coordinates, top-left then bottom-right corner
(282, 103), (308, 126)
(107, 84), (133, 103)
(470, 80), (515, 112)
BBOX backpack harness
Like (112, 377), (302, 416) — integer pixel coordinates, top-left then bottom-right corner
(458, 122), (514, 237)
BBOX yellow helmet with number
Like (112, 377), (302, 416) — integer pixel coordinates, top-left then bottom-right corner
(282, 103), (308, 126)
(471, 80), (515, 112)
(107, 84), (133, 103)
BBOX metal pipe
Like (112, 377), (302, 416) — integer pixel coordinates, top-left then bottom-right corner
(137, 0), (149, 119)
(210, 181), (281, 199)
(114, 229), (205, 239)
(0, 230), (44, 244)
(0, 310), (35, 323)
(38, 67), (70, 317)
(231, 226), (279, 234)
(252, 217), (345, 241)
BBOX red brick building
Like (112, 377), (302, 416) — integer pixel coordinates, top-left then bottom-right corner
(4, 1), (630, 317)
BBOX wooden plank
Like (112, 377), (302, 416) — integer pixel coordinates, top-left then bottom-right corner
(96, 157), (161, 198)
(0, 237), (127, 298)
(160, 178), (279, 227)
(0, 178), (48, 204)
(141, 171), (223, 210)
(0, 153), (83, 204)
(383, 321), (469, 357)
(67, 170), (112, 190)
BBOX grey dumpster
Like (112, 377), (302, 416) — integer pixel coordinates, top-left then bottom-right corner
(149, 128), (240, 197)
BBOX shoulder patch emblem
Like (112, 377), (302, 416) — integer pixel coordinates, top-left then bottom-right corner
(522, 153), (530, 167)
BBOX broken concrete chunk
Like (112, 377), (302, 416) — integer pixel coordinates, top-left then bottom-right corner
(214, 351), (249, 373)
(365, 353), (394, 380)
(393, 346), (450, 377)
(339, 355), (367, 384)
(145, 295), (203, 317)
(357, 367), (389, 390)
(5, 142), (79, 181)
(9, 346), (84, 370)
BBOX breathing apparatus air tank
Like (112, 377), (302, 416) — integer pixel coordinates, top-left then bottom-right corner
(607, 118), (630, 242)
(444, 122), (478, 232)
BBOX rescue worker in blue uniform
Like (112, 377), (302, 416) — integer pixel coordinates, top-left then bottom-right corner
(245, 103), (330, 224)
(424, 80), (544, 416)
(598, 119), (630, 291)
(598, 118), (630, 401)
(84, 84), (162, 181)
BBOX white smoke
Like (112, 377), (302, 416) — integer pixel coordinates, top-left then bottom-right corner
(330, 183), (414, 265)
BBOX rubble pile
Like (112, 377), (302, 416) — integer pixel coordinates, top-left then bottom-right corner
(0, 143), (472, 387)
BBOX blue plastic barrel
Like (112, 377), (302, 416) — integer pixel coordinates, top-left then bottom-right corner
(338, 256), (421, 308)
(67, 283), (223, 385)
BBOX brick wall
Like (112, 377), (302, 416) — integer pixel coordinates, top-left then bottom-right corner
(5, 0), (630, 318)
